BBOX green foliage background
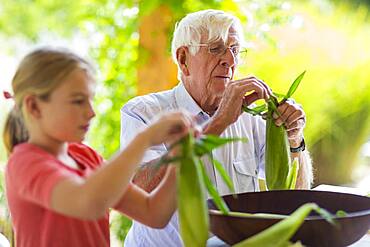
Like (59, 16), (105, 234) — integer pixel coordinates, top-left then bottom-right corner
(0, 0), (369, 244)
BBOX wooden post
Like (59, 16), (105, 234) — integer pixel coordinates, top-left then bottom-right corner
(138, 5), (178, 95)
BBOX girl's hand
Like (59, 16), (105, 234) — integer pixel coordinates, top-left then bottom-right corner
(144, 110), (195, 146)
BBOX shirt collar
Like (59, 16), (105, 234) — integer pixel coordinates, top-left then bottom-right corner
(174, 82), (211, 121)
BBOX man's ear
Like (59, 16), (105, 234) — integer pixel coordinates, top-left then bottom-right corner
(176, 46), (190, 76)
(24, 94), (42, 119)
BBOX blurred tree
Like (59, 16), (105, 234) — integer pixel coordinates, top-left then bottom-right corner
(1, 0), (369, 245)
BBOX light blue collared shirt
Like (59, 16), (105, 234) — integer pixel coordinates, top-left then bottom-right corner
(120, 82), (266, 247)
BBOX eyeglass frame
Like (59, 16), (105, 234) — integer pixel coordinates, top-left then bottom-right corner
(188, 43), (248, 59)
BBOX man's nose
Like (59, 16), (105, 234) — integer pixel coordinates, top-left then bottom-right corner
(220, 48), (236, 68)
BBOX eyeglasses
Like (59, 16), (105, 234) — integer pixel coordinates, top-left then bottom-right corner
(189, 43), (248, 58)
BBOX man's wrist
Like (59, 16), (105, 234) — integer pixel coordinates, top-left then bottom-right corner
(290, 138), (305, 153)
(289, 134), (303, 148)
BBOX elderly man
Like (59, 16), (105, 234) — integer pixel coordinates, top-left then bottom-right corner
(121, 9), (312, 247)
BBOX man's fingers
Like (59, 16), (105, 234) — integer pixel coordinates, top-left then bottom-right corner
(229, 76), (270, 101)
(287, 129), (303, 140)
(286, 118), (306, 131)
(256, 78), (273, 96)
(285, 111), (305, 127)
(243, 92), (260, 106)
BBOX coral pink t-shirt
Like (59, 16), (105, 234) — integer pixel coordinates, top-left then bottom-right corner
(5, 142), (110, 247)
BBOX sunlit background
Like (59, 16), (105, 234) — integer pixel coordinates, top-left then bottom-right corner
(0, 0), (369, 245)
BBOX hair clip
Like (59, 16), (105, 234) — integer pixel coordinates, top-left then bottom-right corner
(3, 91), (13, 99)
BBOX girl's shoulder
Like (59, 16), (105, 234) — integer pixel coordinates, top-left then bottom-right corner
(6, 143), (60, 179)
(9, 143), (51, 163)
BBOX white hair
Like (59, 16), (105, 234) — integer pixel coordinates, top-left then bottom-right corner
(171, 9), (244, 80)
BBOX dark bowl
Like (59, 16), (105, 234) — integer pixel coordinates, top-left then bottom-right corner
(208, 190), (370, 247)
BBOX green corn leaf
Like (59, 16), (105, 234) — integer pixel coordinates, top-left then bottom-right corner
(286, 158), (299, 189)
(335, 210), (348, 217)
(200, 135), (247, 146)
(242, 106), (261, 116)
(314, 207), (337, 226)
(194, 135), (247, 156)
(251, 104), (268, 113)
(272, 92), (286, 99)
(284, 71), (306, 100)
(288, 241), (305, 247)
(152, 135), (245, 168)
(242, 105), (267, 116)
(210, 209), (287, 219)
(208, 154), (235, 193)
(289, 159), (299, 189)
(268, 96), (280, 112)
(233, 203), (336, 247)
(194, 144), (210, 157)
(233, 203), (318, 247)
(198, 159), (230, 214)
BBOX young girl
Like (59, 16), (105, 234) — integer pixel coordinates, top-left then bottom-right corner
(3, 47), (195, 247)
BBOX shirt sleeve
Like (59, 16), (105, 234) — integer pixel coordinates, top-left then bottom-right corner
(7, 154), (74, 209)
(120, 104), (167, 164)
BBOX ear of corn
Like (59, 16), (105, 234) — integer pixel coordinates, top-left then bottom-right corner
(243, 71), (306, 190)
(178, 134), (209, 247)
(265, 101), (291, 190)
(153, 134), (245, 247)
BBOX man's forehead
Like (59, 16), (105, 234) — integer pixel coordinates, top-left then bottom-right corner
(216, 33), (240, 45)
(227, 33), (240, 44)
(227, 25), (241, 42)
(212, 26), (241, 44)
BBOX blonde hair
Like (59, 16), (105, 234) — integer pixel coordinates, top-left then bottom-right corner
(171, 9), (244, 80)
(3, 47), (95, 155)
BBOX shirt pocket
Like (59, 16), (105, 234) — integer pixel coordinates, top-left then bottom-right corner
(233, 156), (259, 193)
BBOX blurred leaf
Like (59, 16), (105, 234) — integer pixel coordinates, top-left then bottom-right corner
(208, 154), (235, 193)
(242, 104), (267, 116)
(198, 159), (230, 214)
(284, 71), (306, 100)
(194, 135), (247, 156)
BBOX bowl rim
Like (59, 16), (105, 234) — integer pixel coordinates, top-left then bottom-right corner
(209, 209), (370, 220)
(208, 189), (370, 220)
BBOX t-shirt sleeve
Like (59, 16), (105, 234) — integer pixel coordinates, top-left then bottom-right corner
(69, 143), (104, 169)
(7, 154), (75, 209)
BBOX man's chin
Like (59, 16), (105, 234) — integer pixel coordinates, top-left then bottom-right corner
(211, 82), (227, 93)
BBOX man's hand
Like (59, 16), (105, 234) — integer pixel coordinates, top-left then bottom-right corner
(204, 76), (272, 135)
(273, 99), (306, 148)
